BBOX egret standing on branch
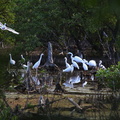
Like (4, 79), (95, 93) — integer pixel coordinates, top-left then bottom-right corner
(32, 53), (44, 76)
(0, 22), (19, 34)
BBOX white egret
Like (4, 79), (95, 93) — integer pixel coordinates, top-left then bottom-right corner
(64, 57), (70, 68)
(9, 54), (15, 65)
(32, 53), (44, 76)
(0, 22), (19, 34)
(82, 81), (87, 87)
(86, 60), (97, 69)
(99, 60), (106, 70)
(82, 62), (88, 71)
(63, 82), (74, 88)
(71, 58), (79, 69)
(63, 64), (74, 73)
(69, 75), (81, 84)
(68, 52), (83, 63)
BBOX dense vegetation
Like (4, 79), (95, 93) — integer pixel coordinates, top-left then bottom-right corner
(0, 0), (120, 63)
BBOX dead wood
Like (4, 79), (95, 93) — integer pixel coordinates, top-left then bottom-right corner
(67, 97), (83, 111)
(43, 42), (60, 71)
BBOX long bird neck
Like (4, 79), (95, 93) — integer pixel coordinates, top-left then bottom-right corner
(9, 54), (12, 60)
(39, 54), (43, 62)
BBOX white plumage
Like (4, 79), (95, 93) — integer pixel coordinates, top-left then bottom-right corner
(82, 62), (88, 71)
(63, 64), (74, 73)
(32, 53), (44, 69)
(82, 81), (87, 87)
(99, 60), (106, 70)
(9, 54), (15, 65)
(71, 58), (79, 69)
(69, 75), (81, 84)
(86, 60), (97, 67)
(21, 54), (25, 62)
(0, 22), (19, 34)
(64, 57), (70, 68)
(68, 52), (83, 63)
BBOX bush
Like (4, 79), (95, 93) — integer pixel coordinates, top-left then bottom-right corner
(96, 62), (120, 91)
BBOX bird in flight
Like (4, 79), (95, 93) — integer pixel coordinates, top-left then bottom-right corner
(0, 22), (19, 34)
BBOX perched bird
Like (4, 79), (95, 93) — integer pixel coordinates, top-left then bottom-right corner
(9, 54), (15, 65)
(82, 62), (88, 71)
(86, 60), (97, 69)
(0, 22), (19, 34)
(32, 53), (44, 69)
(82, 81), (87, 87)
(63, 64), (74, 73)
(64, 57), (70, 68)
(68, 52), (83, 63)
(99, 60), (106, 70)
(71, 57), (79, 69)
(32, 53), (44, 76)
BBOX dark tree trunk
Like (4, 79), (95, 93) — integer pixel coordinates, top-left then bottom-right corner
(44, 42), (60, 71)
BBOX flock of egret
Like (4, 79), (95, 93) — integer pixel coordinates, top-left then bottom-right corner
(9, 51), (106, 90)
(62, 52), (106, 73)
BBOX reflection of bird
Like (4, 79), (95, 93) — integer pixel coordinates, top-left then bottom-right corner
(82, 81), (87, 87)
(9, 54), (15, 65)
(0, 22), (19, 34)
(64, 57), (70, 68)
(32, 53), (44, 76)
(99, 60), (106, 70)
(63, 64), (74, 73)
(69, 75), (81, 84)
(68, 52), (83, 63)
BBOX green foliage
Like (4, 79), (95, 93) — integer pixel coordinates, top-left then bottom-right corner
(0, 0), (17, 45)
(0, 100), (19, 120)
(96, 62), (120, 91)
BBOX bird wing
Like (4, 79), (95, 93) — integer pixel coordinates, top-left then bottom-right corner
(0, 22), (3, 27)
(6, 27), (19, 34)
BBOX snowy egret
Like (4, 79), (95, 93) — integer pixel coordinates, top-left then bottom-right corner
(99, 60), (106, 70)
(0, 22), (19, 34)
(64, 57), (70, 68)
(9, 54), (15, 65)
(32, 53), (44, 76)
(63, 64), (74, 73)
(68, 52), (83, 63)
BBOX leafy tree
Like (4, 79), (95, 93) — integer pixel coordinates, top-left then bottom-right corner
(0, 0), (16, 46)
